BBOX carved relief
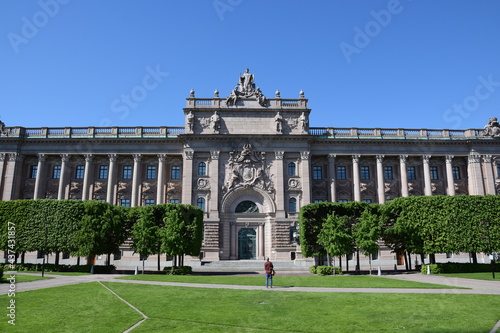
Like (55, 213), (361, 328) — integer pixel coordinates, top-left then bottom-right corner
(222, 144), (274, 194)
(288, 178), (301, 190)
(197, 178), (210, 190)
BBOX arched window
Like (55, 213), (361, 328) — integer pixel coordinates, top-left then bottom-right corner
(288, 197), (297, 213)
(198, 162), (206, 176)
(235, 200), (259, 213)
(288, 162), (296, 176)
(197, 197), (205, 211)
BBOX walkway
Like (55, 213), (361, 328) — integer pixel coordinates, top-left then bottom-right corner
(1, 271), (499, 295)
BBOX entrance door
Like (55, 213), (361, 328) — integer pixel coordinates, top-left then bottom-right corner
(238, 228), (256, 259)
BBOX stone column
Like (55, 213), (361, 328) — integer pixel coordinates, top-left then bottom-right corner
(209, 151), (220, 219)
(156, 154), (166, 204)
(182, 151), (194, 205)
(422, 155), (432, 196)
(230, 222), (237, 260)
(399, 155), (409, 197)
(258, 223), (265, 260)
(131, 154), (142, 207)
(467, 153), (485, 195)
(445, 155), (456, 196)
(82, 154), (93, 200)
(58, 154), (70, 200)
(352, 155), (361, 201)
(107, 154), (117, 204)
(482, 155), (496, 195)
(275, 151), (285, 218)
(300, 151), (311, 206)
(33, 154), (47, 200)
(2, 153), (21, 200)
(327, 154), (336, 202)
(376, 155), (385, 204)
(0, 154), (6, 199)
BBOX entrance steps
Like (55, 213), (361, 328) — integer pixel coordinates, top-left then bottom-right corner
(191, 259), (313, 272)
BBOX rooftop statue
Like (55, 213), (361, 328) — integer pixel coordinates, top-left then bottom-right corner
(225, 69), (267, 107)
(483, 117), (500, 138)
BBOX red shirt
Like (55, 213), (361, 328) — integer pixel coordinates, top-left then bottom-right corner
(264, 261), (273, 274)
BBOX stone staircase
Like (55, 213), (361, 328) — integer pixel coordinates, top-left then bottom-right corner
(190, 259), (313, 272)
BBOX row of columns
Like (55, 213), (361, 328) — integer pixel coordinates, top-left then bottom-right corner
(326, 154), (498, 203)
(4, 153), (175, 206)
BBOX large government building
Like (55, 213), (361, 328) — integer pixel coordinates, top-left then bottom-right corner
(1, 69), (500, 269)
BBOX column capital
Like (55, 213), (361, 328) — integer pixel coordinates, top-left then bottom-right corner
(445, 155), (454, 163)
(275, 151), (284, 160)
(376, 154), (385, 163)
(422, 155), (431, 164)
(399, 155), (408, 163)
(157, 153), (167, 162)
(0, 153), (5, 162)
(133, 153), (142, 162)
(468, 154), (481, 164)
(210, 151), (220, 160)
(184, 151), (193, 160)
(60, 154), (70, 163)
(327, 154), (336, 162)
(300, 151), (310, 160)
(352, 154), (360, 163)
(482, 155), (492, 163)
(84, 154), (93, 162)
(37, 153), (46, 162)
(108, 154), (117, 162)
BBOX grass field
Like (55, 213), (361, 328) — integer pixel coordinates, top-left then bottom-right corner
(0, 281), (498, 332)
(438, 272), (500, 281)
(118, 274), (464, 289)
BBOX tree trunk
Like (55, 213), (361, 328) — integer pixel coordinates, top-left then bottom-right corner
(356, 248), (360, 273)
(470, 252), (478, 264)
(21, 252), (25, 264)
(55, 252), (60, 265)
(420, 253), (425, 265)
(157, 254), (161, 271)
(429, 254), (436, 264)
(346, 255), (349, 272)
(77, 257), (80, 265)
(106, 253), (111, 266)
(404, 252), (409, 271)
(407, 252), (412, 271)
(339, 256), (342, 271)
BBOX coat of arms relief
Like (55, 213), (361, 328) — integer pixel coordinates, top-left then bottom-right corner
(222, 144), (274, 195)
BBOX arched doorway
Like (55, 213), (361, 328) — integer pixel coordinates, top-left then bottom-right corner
(238, 228), (256, 259)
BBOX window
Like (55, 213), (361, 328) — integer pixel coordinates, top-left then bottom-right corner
(99, 165), (108, 179)
(146, 166), (157, 179)
(288, 162), (296, 176)
(338, 199), (348, 203)
(362, 199), (372, 203)
(384, 166), (393, 180)
(497, 164), (500, 177)
(62, 253), (70, 260)
(235, 200), (258, 213)
(52, 165), (61, 179)
(75, 165), (85, 179)
(407, 166), (416, 180)
(145, 199), (155, 206)
(197, 197), (205, 211)
(371, 253), (379, 260)
(312, 166), (322, 180)
(430, 166), (439, 180)
(120, 199), (130, 207)
(361, 166), (370, 180)
(169, 199), (180, 203)
(171, 165), (180, 179)
(452, 166), (460, 180)
(198, 162), (206, 176)
(313, 199), (323, 203)
(29, 165), (38, 179)
(288, 198), (297, 213)
(123, 165), (132, 179)
(114, 251), (122, 260)
(337, 166), (346, 180)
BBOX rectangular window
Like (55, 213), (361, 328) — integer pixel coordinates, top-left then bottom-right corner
(75, 165), (85, 179)
(29, 165), (38, 179)
(496, 164), (500, 177)
(145, 199), (155, 206)
(362, 199), (372, 203)
(288, 162), (296, 176)
(430, 166), (439, 180)
(407, 166), (416, 180)
(361, 166), (370, 180)
(52, 165), (61, 179)
(452, 166), (460, 180)
(114, 251), (122, 261)
(99, 165), (108, 179)
(123, 165), (132, 179)
(384, 166), (393, 180)
(62, 253), (70, 260)
(146, 165), (157, 180)
(313, 199), (323, 203)
(169, 199), (180, 203)
(171, 166), (181, 179)
(312, 166), (322, 180)
(338, 199), (348, 203)
(337, 166), (346, 180)
(198, 162), (207, 176)
(120, 199), (130, 207)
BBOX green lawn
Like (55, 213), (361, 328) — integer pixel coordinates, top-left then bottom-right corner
(438, 272), (500, 281)
(1, 281), (496, 332)
(1, 274), (53, 283)
(117, 274), (464, 289)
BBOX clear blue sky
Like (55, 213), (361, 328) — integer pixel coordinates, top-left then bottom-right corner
(1, 0), (500, 130)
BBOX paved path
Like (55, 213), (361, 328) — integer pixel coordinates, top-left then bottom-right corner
(1, 271), (499, 295)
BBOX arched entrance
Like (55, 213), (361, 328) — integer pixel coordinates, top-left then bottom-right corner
(238, 228), (256, 259)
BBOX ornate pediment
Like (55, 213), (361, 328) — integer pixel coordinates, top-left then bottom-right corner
(222, 144), (274, 193)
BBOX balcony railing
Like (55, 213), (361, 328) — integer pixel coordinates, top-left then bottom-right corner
(310, 127), (483, 139)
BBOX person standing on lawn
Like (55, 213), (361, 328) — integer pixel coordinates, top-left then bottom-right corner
(264, 258), (274, 288)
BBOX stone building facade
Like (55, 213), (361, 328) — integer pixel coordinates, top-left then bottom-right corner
(1, 70), (499, 269)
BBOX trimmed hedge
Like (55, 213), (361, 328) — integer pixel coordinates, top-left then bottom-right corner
(421, 262), (500, 274)
(310, 265), (342, 275)
(163, 266), (192, 275)
(0, 263), (116, 274)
